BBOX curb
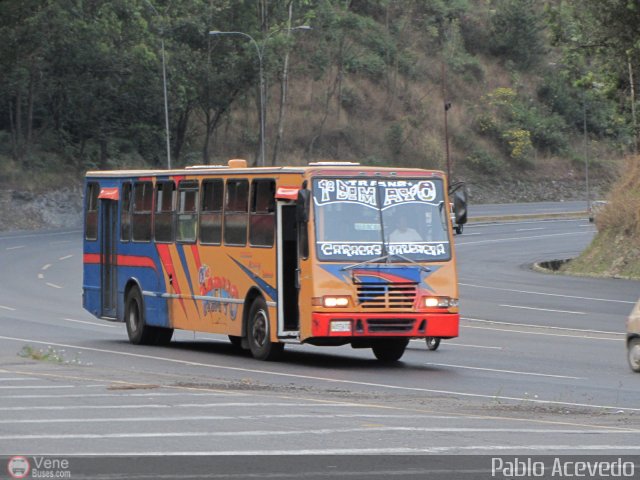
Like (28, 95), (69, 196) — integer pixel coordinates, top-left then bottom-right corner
(468, 211), (587, 224)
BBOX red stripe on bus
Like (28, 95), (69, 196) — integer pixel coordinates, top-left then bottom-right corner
(83, 253), (157, 271)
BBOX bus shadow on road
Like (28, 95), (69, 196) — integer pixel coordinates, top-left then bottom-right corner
(156, 339), (441, 372)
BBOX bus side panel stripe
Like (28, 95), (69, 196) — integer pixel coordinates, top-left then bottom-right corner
(176, 244), (199, 312)
(228, 255), (277, 301)
(156, 244), (187, 316)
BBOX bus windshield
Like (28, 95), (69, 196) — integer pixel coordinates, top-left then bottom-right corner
(313, 177), (451, 262)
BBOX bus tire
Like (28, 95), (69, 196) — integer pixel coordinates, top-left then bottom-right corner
(628, 338), (640, 373)
(247, 297), (284, 361)
(425, 337), (441, 351)
(372, 339), (408, 362)
(125, 287), (157, 345)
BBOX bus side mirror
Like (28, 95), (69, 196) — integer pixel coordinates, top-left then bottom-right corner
(449, 182), (468, 226)
(296, 190), (310, 223)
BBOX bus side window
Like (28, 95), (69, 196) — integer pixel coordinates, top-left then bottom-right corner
(84, 182), (100, 241)
(200, 179), (223, 245)
(120, 183), (132, 242)
(132, 181), (153, 242)
(250, 179), (275, 247)
(177, 181), (198, 243)
(154, 181), (176, 243)
(224, 179), (249, 246)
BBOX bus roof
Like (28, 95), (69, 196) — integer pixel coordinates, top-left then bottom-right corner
(85, 161), (445, 179)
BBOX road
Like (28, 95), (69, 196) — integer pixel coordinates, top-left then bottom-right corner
(0, 206), (638, 476)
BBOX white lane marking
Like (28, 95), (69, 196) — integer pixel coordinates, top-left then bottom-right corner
(46, 282), (62, 289)
(0, 414), (452, 425)
(6, 245), (25, 250)
(462, 325), (624, 341)
(0, 334), (635, 413)
(9, 445), (638, 456)
(423, 362), (584, 379)
(1, 427), (637, 441)
(58, 255), (73, 261)
(459, 282), (635, 305)
(410, 339), (502, 350)
(516, 227), (544, 232)
(0, 402), (373, 412)
(463, 317), (623, 336)
(499, 304), (586, 315)
(37, 273), (44, 279)
(61, 318), (117, 328)
(0, 305), (16, 311)
(42, 264), (51, 271)
(457, 231), (587, 246)
(459, 232), (482, 236)
(0, 378), (33, 382)
(0, 392), (238, 399)
(441, 342), (502, 350)
(0, 385), (76, 390)
(8, 445), (640, 456)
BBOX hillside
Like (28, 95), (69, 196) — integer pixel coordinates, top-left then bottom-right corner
(561, 155), (640, 279)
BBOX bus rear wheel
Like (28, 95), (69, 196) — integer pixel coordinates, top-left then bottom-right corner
(372, 339), (409, 362)
(125, 287), (173, 346)
(247, 297), (284, 361)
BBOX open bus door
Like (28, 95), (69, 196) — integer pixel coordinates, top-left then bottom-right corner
(275, 187), (305, 337)
(98, 187), (119, 318)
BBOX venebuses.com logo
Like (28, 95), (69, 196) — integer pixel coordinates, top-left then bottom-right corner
(7, 456), (72, 479)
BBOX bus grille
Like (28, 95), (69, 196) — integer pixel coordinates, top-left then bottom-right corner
(367, 318), (416, 332)
(357, 284), (416, 309)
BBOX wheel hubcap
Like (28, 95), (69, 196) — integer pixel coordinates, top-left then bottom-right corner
(631, 345), (640, 367)
(252, 310), (267, 347)
(129, 302), (139, 333)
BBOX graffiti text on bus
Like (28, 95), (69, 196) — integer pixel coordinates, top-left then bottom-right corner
(315, 179), (437, 207)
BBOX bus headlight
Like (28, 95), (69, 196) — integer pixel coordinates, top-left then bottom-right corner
(422, 296), (458, 308)
(323, 296), (351, 308)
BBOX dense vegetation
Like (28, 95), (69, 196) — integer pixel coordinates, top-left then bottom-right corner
(1, 0), (639, 192)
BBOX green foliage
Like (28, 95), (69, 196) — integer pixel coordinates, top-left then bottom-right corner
(465, 148), (504, 174)
(0, 0), (636, 177)
(487, 0), (546, 71)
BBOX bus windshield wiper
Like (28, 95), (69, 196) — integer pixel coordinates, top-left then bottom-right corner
(341, 253), (391, 271)
(341, 252), (430, 272)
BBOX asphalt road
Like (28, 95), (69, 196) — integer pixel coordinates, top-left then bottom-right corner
(0, 206), (638, 477)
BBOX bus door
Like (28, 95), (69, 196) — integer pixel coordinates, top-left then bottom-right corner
(98, 188), (119, 318)
(276, 199), (300, 336)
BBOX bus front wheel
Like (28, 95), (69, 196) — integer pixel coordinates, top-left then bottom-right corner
(247, 297), (284, 361)
(372, 339), (408, 362)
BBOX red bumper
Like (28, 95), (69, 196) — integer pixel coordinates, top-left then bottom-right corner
(311, 312), (459, 338)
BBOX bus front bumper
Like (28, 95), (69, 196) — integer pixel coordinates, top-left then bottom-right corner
(311, 312), (459, 338)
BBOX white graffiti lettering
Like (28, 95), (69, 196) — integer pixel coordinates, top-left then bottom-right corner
(320, 243), (383, 257)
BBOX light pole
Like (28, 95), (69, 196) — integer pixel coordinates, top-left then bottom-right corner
(144, 0), (171, 169)
(209, 27), (311, 166)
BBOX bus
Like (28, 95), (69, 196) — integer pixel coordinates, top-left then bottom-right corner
(82, 159), (462, 361)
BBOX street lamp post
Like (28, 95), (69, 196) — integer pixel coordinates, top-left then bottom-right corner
(144, 0), (171, 169)
(209, 27), (310, 166)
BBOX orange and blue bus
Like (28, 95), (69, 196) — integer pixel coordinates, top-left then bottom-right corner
(83, 160), (462, 361)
